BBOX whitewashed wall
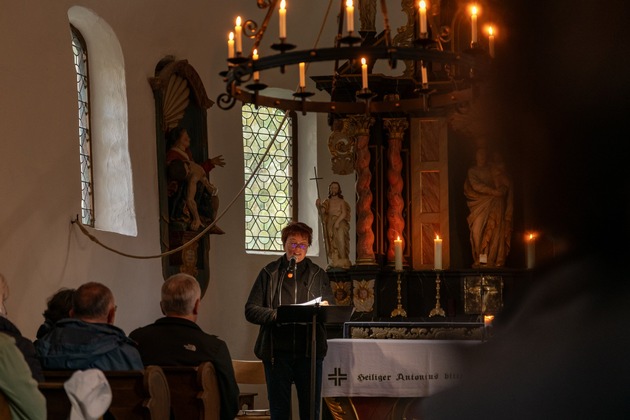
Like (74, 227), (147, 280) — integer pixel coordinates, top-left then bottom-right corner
(0, 0), (364, 382)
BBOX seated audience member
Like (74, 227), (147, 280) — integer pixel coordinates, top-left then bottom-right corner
(0, 332), (46, 420)
(0, 273), (44, 381)
(130, 273), (239, 420)
(36, 287), (75, 340)
(36, 282), (143, 371)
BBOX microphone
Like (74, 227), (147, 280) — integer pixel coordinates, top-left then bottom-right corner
(287, 256), (297, 278)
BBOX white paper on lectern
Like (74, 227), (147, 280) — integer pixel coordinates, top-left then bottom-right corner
(294, 297), (322, 306)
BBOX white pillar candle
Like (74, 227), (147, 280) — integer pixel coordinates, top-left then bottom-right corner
(346, 0), (354, 33)
(419, 1), (427, 35)
(299, 62), (306, 88)
(252, 49), (260, 81)
(471, 6), (478, 44)
(488, 26), (495, 57)
(235, 16), (243, 54)
(361, 58), (368, 89)
(421, 60), (428, 86)
(526, 233), (535, 269)
(394, 236), (403, 271)
(279, 0), (287, 39)
(434, 235), (443, 270)
(227, 32), (235, 58)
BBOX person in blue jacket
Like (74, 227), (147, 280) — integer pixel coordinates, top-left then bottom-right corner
(36, 282), (143, 371)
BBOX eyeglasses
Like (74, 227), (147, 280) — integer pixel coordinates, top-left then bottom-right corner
(288, 243), (308, 250)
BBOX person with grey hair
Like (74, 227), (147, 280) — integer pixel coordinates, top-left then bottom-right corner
(35, 282), (143, 371)
(130, 273), (239, 420)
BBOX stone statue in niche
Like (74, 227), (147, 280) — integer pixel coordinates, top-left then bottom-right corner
(166, 126), (225, 233)
(464, 147), (513, 267)
(316, 181), (352, 270)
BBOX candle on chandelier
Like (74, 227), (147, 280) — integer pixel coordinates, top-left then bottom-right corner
(227, 32), (235, 59)
(419, 1), (427, 35)
(471, 6), (478, 44)
(488, 26), (495, 57)
(421, 60), (428, 86)
(235, 16), (243, 54)
(346, 0), (354, 33)
(361, 58), (368, 89)
(252, 49), (260, 81)
(434, 235), (443, 270)
(279, 0), (287, 39)
(299, 62), (306, 88)
(526, 233), (535, 269)
(394, 236), (403, 271)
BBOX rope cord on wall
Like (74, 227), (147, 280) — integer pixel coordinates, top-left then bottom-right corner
(72, 111), (290, 259)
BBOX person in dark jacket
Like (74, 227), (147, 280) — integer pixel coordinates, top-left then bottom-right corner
(245, 221), (333, 420)
(35, 282), (143, 371)
(130, 273), (239, 420)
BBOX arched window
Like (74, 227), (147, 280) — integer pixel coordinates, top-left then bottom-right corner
(68, 6), (137, 236)
(242, 104), (297, 252)
(71, 25), (94, 226)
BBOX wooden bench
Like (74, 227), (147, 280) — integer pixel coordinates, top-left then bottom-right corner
(161, 361), (220, 420)
(41, 366), (170, 420)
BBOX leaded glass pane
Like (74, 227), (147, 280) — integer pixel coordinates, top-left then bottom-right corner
(72, 26), (94, 226)
(242, 104), (293, 251)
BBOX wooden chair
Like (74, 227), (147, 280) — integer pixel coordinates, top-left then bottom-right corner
(161, 361), (220, 420)
(232, 360), (270, 419)
(42, 366), (170, 420)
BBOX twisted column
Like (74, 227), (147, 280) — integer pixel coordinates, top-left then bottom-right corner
(350, 115), (376, 265)
(383, 118), (409, 266)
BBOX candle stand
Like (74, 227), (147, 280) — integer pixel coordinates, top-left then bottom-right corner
(390, 270), (407, 318)
(428, 270), (446, 317)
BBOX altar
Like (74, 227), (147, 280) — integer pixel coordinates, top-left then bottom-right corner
(323, 338), (479, 398)
(322, 338), (480, 419)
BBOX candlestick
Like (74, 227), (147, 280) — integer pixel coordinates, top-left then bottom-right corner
(346, 0), (354, 33)
(235, 16), (243, 54)
(488, 26), (495, 57)
(299, 62), (305, 88)
(419, 0), (427, 35)
(471, 6), (478, 44)
(252, 49), (260, 81)
(279, 0), (287, 39)
(227, 32), (235, 59)
(434, 235), (443, 270)
(394, 236), (403, 271)
(361, 58), (368, 89)
(526, 233), (535, 269)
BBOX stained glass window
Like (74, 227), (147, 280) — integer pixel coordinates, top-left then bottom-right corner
(71, 25), (94, 226)
(242, 105), (295, 252)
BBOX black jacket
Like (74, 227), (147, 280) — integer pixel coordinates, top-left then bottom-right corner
(245, 256), (333, 361)
(129, 317), (239, 420)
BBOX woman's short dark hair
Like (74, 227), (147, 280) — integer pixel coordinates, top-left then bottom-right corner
(43, 288), (75, 322)
(281, 222), (313, 245)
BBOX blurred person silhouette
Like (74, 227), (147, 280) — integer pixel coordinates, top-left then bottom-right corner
(0, 333), (46, 419)
(0, 273), (43, 381)
(415, 0), (630, 419)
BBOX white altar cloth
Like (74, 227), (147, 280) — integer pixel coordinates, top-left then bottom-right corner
(322, 338), (480, 398)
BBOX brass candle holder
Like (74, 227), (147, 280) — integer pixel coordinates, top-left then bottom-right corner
(390, 270), (407, 318)
(428, 270), (446, 317)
